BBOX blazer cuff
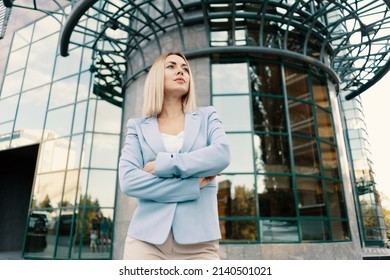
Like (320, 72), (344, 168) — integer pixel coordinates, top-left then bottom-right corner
(155, 152), (178, 178)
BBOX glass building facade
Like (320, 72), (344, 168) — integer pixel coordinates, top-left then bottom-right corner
(0, 0), (389, 259)
(0, 7), (120, 259)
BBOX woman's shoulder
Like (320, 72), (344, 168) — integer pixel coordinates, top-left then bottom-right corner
(195, 105), (217, 116)
(125, 116), (152, 128)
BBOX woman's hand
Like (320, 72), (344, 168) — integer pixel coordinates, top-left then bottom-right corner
(143, 161), (156, 174)
(198, 176), (217, 188)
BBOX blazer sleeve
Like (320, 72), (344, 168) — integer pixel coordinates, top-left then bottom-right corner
(154, 106), (231, 178)
(118, 119), (200, 203)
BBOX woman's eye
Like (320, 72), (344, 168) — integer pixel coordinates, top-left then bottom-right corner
(183, 68), (189, 73)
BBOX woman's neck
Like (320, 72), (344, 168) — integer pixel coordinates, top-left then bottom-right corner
(159, 101), (184, 119)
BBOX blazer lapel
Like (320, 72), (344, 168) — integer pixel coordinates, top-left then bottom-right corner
(140, 116), (166, 154)
(181, 112), (201, 153)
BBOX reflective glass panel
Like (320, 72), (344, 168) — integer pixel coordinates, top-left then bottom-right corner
(285, 67), (310, 101)
(252, 95), (286, 132)
(7, 46), (29, 74)
(260, 220), (299, 242)
(49, 76), (78, 109)
(258, 175), (296, 217)
(254, 133), (291, 173)
(86, 170), (116, 208)
(326, 181), (346, 218)
(296, 177), (326, 217)
(0, 95), (18, 123)
(32, 16), (61, 42)
(312, 77), (329, 109)
(14, 85), (50, 132)
(37, 138), (70, 173)
(56, 209), (78, 259)
(320, 143), (340, 179)
(0, 122), (13, 149)
(24, 210), (57, 258)
(62, 170), (80, 207)
(300, 220), (330, 241)
(292, 137), (320, 175)
(81, 133), (93, 168)
(54, 48), (83, 80)
(33, 172), (65, 209)
(72, 101), (87, 134)
(77, 72), (92, 101)
(94, 100), (122, 134)
(217, 175), (255, 217)
(90, 134), (120, 169)
(316, 107), (334, 142)
(213, 96), (251, 131)
(224, 133), (254, 173)
(288, 100), (315, 137)
(212, 63), (249, 94)
(1, 70), (24, 97)
(45, 105), (74, 138)
(331, 221), (350, 241)
(11, 24), (33, 51)
(67, 135), (83, 169)
(23, 34), (58, 91)
(249, 64), (282, 95)
(220, 220), (258, 241)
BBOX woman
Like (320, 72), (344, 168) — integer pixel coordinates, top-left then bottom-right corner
(118, 52), (230, 260)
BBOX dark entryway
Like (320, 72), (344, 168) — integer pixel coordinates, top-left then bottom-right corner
(0, 144), (39, 253)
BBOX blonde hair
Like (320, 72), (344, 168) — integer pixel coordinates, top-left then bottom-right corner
(142, 52), (197, 118)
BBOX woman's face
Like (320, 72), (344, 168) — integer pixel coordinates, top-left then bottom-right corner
(163, 54), (190, 99)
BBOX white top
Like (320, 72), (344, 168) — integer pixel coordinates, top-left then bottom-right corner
(161, 131), (184, 153)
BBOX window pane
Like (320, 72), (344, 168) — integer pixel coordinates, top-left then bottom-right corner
(49, 76), (78, 109)
(11, 24), (33, 51)
(73, 101), (87, 134)
(90, 134), (120, 169)
(67, 135), (83, 169)
(7, 46), (29, 74)
(260, 220), (299, 242)
(253, 95), (286, 132)
(312, 77), (329, 109)
(285, 67), (310, 101)
(32, 16), (61, 42)
(77, 72), (92, 102)
(54, 48), (82, 80)
(297, 177), (326, 217)
(45, 105), (74, 138)
(94, 100), (121, 134)
(212, 63), (249, 94)
(33, 172), (65, 209)
(86, 170), (116, 208)
(38, 138), (70, 173)
(62, 170), (80, 207)
(23, 34), (58, 91)
(254, 134), (291, 173)
(250, 64), (282, 95)
(213, 96), (251, 131)
(258, 175), (296, 217)
(320, 143), (340, 179)
(14, 85), (50, 132)
(292, 137), (320, 176)
(288, 100), (315, 137)
(220, 220), (258, 241)
(224, 133), (254, 173)
(1, 70), (24, 97)
(0, 95), (18, 123)
(217, 175), (255, 217)
(316, 107), (334, 142)
(326, 181), (346, 218)
(331, 221), (350, 241)
(300, 220), (330, 241)
(55, 209), (77, 259)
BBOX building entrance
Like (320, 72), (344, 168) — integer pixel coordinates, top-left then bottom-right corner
(0, 144), (39, 254)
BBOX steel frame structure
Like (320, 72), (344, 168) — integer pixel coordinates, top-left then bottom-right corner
(2, 0), (390, 107)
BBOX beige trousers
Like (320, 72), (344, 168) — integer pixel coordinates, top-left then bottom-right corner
(123, 231), (220, 260)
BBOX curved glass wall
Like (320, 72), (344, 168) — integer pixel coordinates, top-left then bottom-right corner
(0, 9), (120, 259)
(212, 56), (350, 243)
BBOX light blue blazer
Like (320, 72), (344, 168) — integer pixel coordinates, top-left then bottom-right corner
(118, 106), (230, 245)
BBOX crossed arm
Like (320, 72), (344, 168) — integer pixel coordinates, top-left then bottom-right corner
(118, 107), (230, 203)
